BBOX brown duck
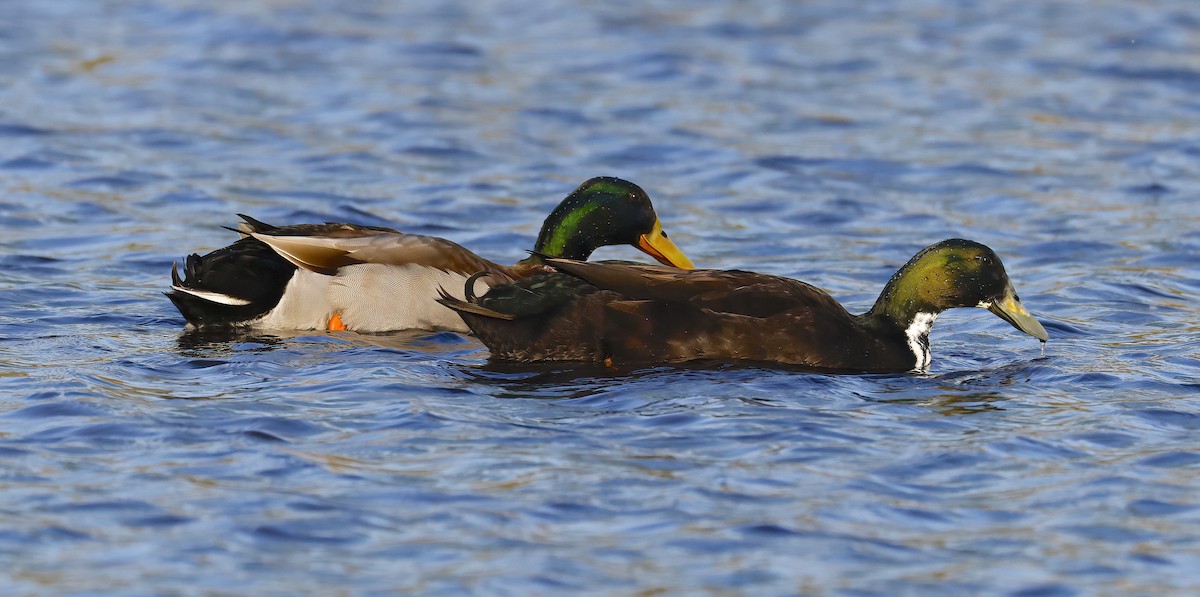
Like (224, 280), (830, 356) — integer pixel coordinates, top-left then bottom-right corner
(438, 239), (1048, 373)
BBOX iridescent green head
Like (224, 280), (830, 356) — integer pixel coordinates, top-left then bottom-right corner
(867, 239), (1048, 341)
(526, 177), (694, 268)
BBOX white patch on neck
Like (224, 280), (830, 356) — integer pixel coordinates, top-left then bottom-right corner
(905, 312), (938, 371)
(975, 300), (992, 309)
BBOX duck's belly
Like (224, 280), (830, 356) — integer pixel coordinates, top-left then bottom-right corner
(254, 264), (478, 332)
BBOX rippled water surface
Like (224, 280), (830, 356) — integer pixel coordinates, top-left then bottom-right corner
(2, 1), (1199, 594)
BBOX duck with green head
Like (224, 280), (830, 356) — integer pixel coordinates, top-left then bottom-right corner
(167, 177), (694, 332)
(438, 239), (1047, 373)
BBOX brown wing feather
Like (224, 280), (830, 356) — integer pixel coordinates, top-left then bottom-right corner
(545, 258), (848, 319)
(253, 229), (515, 279)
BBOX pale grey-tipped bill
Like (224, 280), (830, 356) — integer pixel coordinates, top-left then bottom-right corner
(985, 282), (1048, 342)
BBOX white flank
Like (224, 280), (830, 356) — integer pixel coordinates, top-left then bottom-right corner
(252, 264), (483, 333)
(170, 285), (252, 306)
(253, 269), (336, 330)
(329, 263), (476, 333)
(905, 312), (938, 371)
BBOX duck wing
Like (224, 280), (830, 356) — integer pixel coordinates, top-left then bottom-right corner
(538, 259), (881, 367)
(253, 227), (515, 280)
(544, 258), (847, 319)
(228, 214), (402, 237)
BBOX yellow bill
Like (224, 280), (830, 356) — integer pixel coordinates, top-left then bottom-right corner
(635, 219), (695, 269)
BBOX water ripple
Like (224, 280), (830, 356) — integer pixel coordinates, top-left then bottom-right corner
(1, 0), (1199, 594)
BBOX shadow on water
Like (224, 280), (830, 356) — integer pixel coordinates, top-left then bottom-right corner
(175, 328), (290, 353)
(458, 358), (923, 408)
(175, 328), (478, 356)
(173, 325), (1061, 419)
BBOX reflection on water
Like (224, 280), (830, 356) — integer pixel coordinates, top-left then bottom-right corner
(1, 0), (1199, 594)
(175, 327), (476, 355)
(911, 391), (1009, 416)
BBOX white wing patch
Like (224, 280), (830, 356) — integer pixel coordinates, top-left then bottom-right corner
(905, 312), (938, 371)
(169, 286), (251, 306)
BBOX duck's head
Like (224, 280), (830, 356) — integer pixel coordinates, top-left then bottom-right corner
(870, 239), (1048, 341)
(526, 177), (694, 268)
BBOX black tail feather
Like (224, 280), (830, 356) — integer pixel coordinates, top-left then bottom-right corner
(436, 276), (516, 321)
(166, 235), (295, 328)
(237, 214), (277, 233)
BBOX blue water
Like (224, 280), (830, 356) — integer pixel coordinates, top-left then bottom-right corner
(2, 0), (1198, 594)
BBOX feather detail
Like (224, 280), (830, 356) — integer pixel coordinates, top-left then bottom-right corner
(252, 230), (515, 279)
(168, 285), (252, 306)
(436, 287), (516, 320)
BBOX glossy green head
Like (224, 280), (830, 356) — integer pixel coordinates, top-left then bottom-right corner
(524, 177), (694, 268)
(866, 239), (1048, 341)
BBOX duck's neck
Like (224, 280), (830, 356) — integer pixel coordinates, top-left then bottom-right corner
(519, 201), (603, 266)
(861, 260), (945, 370)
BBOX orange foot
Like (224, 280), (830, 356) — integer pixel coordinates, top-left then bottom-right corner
(327, 313), (348, 331)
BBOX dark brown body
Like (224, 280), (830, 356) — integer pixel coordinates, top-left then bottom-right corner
(448, 264), (918, 373)
(441, 239), (1048, 374)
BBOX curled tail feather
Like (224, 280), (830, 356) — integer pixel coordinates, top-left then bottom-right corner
(436, 273), (516, 321)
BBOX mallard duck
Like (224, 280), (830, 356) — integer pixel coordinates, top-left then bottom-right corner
(166, 177), (694, 332)
(438, 239), (1048, 373)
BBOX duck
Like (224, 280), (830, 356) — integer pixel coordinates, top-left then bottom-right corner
(166, 177), (695, 332)
(437, 239), (1048, 373)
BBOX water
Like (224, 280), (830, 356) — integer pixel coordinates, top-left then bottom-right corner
(1, 0), (1198, 594)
